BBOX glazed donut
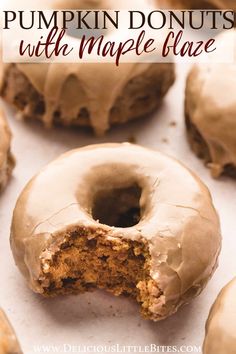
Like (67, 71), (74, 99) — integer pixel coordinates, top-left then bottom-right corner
(0, 0), (175, 135)
(203, 278), (236, 354)
(0, 309), (23, 354)
(185, 30), (236, 178)
(0, 107), (15, 192)
(10, 143), (221, 321)
(158, 0), (236, 10)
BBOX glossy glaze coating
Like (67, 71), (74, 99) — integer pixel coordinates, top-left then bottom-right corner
(0, 309), (23, 354)
(11, 143), (221, 320)
(185, 30), (236, 177)
(203, 277), (236, 354)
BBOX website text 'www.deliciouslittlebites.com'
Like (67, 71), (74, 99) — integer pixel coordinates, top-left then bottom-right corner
(33, 343), (202, 353)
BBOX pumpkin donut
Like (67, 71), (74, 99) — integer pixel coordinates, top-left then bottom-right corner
(0, 309), (23, 354)
(0, 0), (175, 135)
(203, 277), (236, 354)
(185, 30), (236, 178)
(10, 143), (221, 321)
(0, 107), (15, 192)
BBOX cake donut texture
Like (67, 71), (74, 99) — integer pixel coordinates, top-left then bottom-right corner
(0, 108), (15, 192)
(185, 30), (236, 178)
(10, 144), (221, 321)
(158, 0), (236, 10)
(0, 309), (23, 354)
(203, 278), (236, 354)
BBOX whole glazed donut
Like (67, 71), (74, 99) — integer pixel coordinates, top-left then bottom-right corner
(158, 0), (236, 10)
(185, 30), (236, 178)
(0, 0), (175, 135)
(0, 108), (15, 192)
(0, 309), (23, 354)
(203, 278), (236, 354)
(11, 143), (221, 321)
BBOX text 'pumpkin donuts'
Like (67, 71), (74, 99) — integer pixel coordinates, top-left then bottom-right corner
(10, 143), (221, 321)
(0, 0), (175, 135)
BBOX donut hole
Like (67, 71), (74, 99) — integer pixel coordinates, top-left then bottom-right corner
(92, 183), (142, 228)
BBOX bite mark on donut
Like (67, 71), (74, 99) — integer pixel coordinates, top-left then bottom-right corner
(38, 226), (163, 321)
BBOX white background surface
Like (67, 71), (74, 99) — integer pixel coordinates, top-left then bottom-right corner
(0, 63), (236, 354)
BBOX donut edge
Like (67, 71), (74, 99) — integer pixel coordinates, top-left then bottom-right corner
(0, 109), (15, 192)
(0, 63), (175, 135)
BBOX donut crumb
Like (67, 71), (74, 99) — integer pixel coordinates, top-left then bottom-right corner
(161, 138), (169, 144)
(39, 226), (163, 321)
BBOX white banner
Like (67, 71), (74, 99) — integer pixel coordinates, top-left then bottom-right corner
(1, 7), (236, 65)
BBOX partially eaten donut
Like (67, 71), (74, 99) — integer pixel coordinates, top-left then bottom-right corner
(11, 144), (221, 321)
